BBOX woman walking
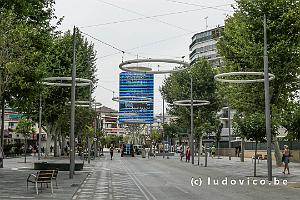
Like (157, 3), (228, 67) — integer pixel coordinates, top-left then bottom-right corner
(186, 147), (191, 163)
(282, 145), (291, 174)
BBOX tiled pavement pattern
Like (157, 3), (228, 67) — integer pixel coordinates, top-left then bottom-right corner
(0, 156), (90, 200)
(73, 157), (147, 200)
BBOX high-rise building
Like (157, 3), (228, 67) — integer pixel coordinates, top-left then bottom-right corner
(189, 27), (236, 146)
(189, 26), (223, 67)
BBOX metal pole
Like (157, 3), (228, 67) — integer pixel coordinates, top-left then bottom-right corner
(228, 106), (231, 160)
(38, 95), (42, 160)
(69, 26), (77, 179)
(204, 143), (207, 167)
(263, 14), (272, 182)
(190, 76), (194, 164)
(94, 104), (98, 157)
(162, 97), (165, 158)
(88, 85), (92, 164)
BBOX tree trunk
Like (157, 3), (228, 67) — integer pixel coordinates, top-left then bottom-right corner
(254, 141), (258, 177)
(45, 123), (52, 157)
(0, 98), (4, 168)
(62, 134), (66, 156)
(273, 136), (282, 167)
(198, 136), (202, 165)
(58, 133), (62, 157)
(217, 141), (220, 159)
(54, 126), (61, 157)
(53, 134), (58, 157)
(24, 139), (27, 163)
(88, 136), (91, 164)
(240, 137), (245, 162)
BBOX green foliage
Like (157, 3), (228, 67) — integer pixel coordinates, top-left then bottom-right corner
(281, 102), (300, 140)
(0, 0), (58, 30)
(102, 135), (123, 147)
(150, 129), (161, 141)
(163, 122), (180, 138)
(160, 59), (222, 137)
(233, 112), (278, 142)
(15, 118), (35, 139)
(216, 0), (300, 142)
(217, 0), (300, 114)
(41, 30), (97, 128)
(0, 9), (47, 105)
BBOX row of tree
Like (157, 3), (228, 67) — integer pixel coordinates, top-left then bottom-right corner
(0, 0), (98, 162)
(160, 0), (300, 171)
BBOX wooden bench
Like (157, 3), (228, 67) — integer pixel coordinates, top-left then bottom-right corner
(27, 169), (58, 194)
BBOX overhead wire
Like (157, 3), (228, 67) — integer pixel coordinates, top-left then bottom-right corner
(98, 85), (116, 93)
(164, 0), (235, 10)
(94, 0), (192, 32)
(98, 28), (201, 59)
(79, 3), (233, 29)
(82, 1), (233, 60)
(80, 30), (148, 59)
(79, 31), (124, 53)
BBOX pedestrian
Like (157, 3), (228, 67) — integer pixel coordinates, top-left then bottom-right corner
(109, 144), (114, 160)
(180, 147), (184, 161)
(50, 145), (53, 154)
(41, 147), (45, 156)
(211, 145), (216, 158)
(186, 147), (190, 162)
(282, 145), (291, 174)
(33, 145), (37, 156)
(28, 145), (33, 154)
(0, 146), (4, 168)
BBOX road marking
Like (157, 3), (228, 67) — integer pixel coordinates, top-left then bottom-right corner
(121, 159), (158, 200)
(121, 161), (151, 200)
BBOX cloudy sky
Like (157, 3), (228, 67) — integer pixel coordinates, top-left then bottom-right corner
(54, 0), (236, 114)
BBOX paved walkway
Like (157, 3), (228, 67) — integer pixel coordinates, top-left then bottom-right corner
(165, 153), (300, 184)
(1, 154), (299, 199)
(73, 156), (146, 200)
(0, 156), (92, 199)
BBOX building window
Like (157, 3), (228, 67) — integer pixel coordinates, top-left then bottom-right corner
(8, 122), (15, 128)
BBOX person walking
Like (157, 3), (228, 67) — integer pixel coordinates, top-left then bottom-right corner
(109, 144), (114, 160)
(0, 146), (4, 168)
(180, 147), (184, 161)
(186, 147), (191, 162)
(50, 145), (53, 154)
(41, 147), (45, 156)
(211, 145), (216, 158)
(282, 145), (291, 174)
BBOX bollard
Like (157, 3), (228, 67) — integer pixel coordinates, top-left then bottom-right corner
(229, 153), (231, 160)
(204, 149), (208, 167)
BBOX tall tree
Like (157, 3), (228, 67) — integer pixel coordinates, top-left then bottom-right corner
(15, 118), (35, 163)
(39, 30), (97, 156)
(217, 0), (300, 165)
(160, 59), (222, 142)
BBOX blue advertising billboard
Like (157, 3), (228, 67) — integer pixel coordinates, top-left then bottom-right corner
(119, 72), (154, 124)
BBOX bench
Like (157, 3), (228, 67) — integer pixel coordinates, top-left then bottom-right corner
(27, 169), (58, 194)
